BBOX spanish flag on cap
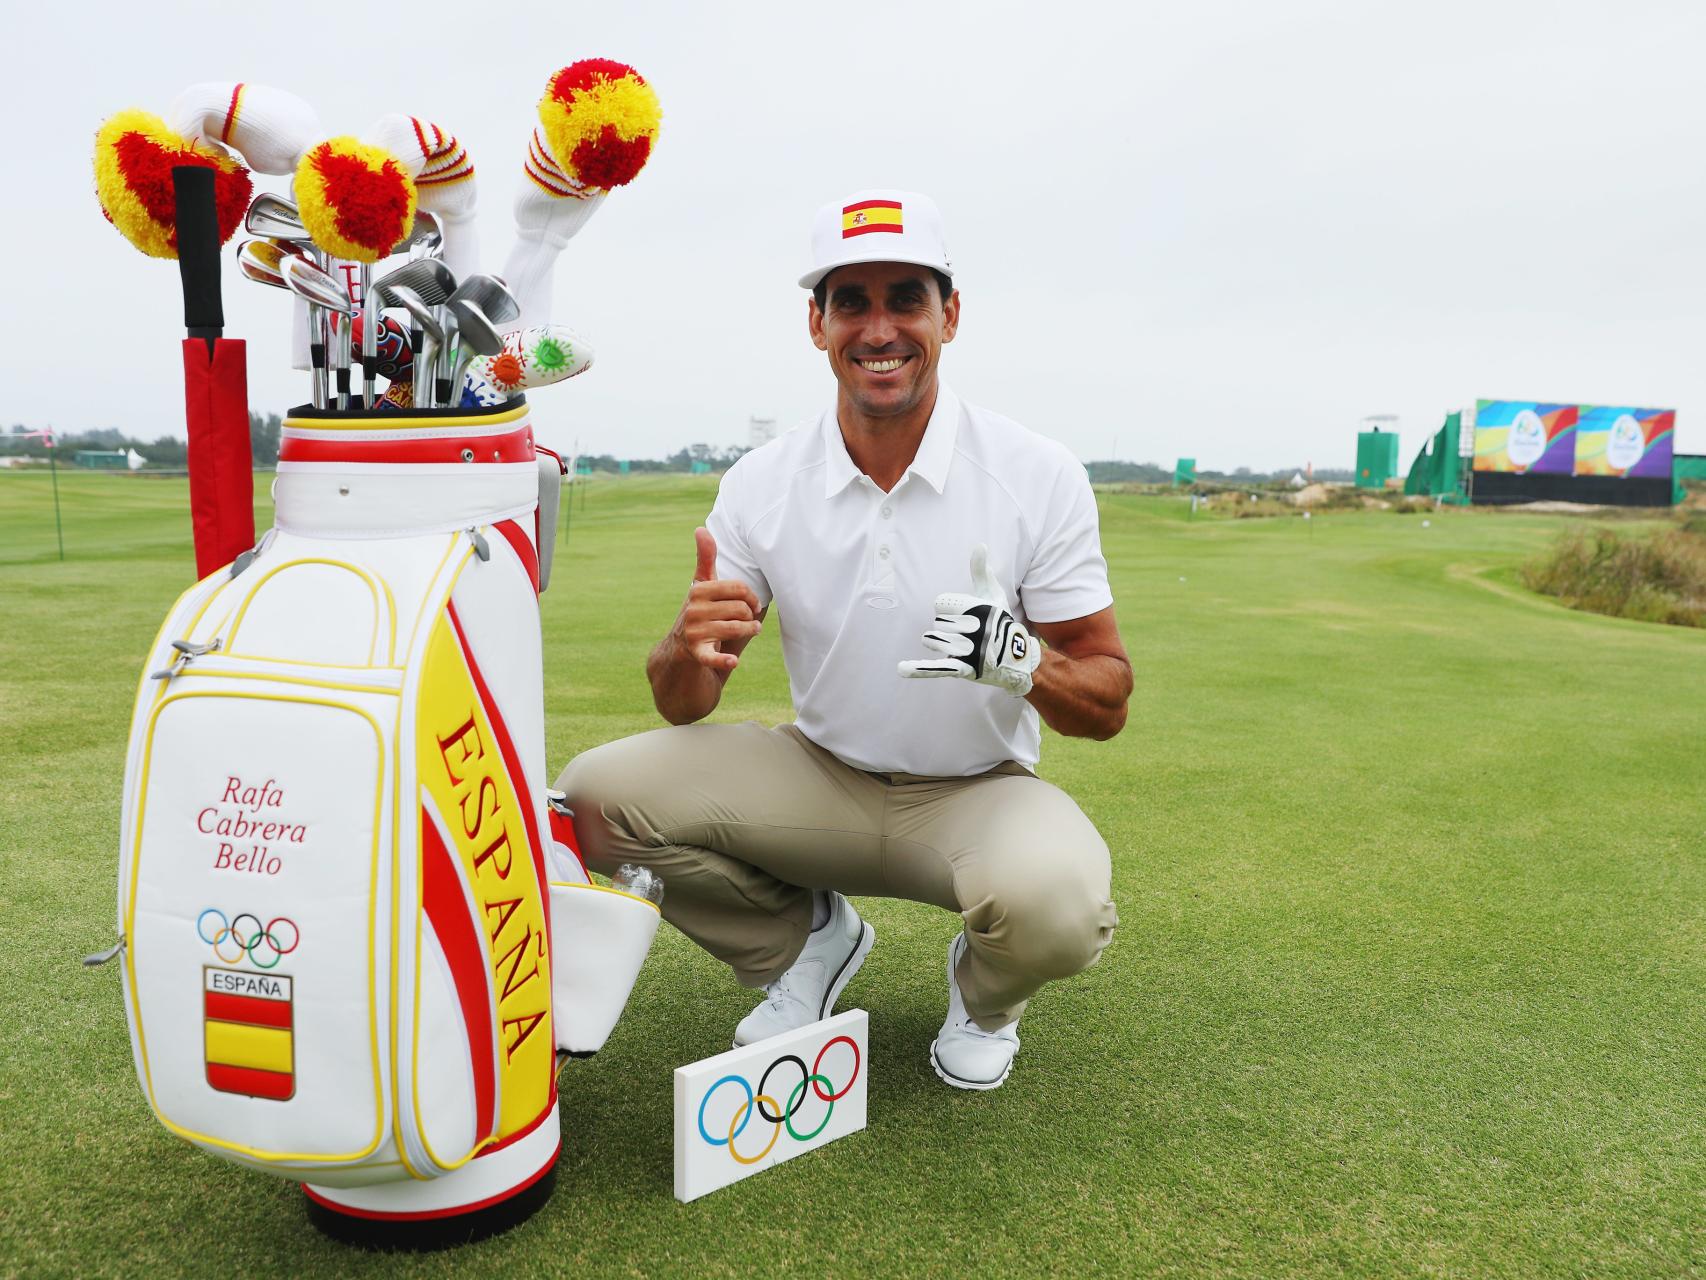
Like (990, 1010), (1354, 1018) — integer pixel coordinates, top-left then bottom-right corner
(800, 188), (950, 289)
(843, 199), (903, 237)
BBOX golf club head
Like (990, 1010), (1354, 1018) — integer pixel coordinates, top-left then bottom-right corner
(448, 297), (503, 356)
(448, 274), (519, 328)
(281, 254), (356, 314)
(375, 258), (456, 308)
(235, 240), (290, 289)
(382, 284), (443, 344)
(398, 209), (444, 260)
(245, 192), (308, 243)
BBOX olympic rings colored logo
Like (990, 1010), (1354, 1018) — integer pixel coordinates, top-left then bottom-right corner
(196, 908), (300, 969)
(697, 1035), (861, 1165)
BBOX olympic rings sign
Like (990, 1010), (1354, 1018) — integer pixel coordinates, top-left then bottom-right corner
(197, 908), (300, 969)
(697, 1035), (861, 1165)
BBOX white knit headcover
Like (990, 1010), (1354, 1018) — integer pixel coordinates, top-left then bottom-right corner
(167, 83), (323, 175)
(501, 126), (609, 331)
(362, 115), (480, 279)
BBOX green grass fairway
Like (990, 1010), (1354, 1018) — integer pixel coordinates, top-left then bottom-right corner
(2, 472), (1702, 1278)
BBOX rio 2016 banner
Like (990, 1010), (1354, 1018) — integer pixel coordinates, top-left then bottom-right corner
(1474, 400), (1675, 478)
(1572, 406), (1675, 478)
(1472, 401), (1578, 474)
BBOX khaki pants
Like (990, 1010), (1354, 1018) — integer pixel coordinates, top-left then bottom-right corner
(557, 722), (1117, 1029)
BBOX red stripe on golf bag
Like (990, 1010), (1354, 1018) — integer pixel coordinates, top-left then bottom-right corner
(421, 810), (499, 1141)
(493, 520), (539, 595)
(278, 425), (534, 466)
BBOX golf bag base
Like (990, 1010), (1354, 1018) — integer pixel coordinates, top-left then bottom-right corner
(303, 1100), (560, 1248)
(306, 1170), (555, 1251)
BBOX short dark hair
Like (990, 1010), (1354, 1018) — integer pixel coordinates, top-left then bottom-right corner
(812, 267), (955, 312)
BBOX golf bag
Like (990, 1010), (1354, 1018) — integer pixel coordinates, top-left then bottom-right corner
(114, 398), (658, 1216)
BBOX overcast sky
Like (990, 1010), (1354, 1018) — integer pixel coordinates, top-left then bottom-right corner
(7, 0), (1703, 470)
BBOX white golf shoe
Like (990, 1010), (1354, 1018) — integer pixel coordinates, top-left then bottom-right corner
(930, 933), (1020, 1091)
(732, 892), (875, 1047)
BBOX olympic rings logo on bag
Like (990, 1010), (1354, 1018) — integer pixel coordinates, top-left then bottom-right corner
(197, 908), (300, 969)
(696, 1035), (861, 1165)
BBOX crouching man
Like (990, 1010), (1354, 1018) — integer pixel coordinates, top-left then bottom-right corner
(560, 190), (1130, 1090)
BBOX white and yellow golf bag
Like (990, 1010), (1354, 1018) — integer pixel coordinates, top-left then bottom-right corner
(112, 399), (659, 1235)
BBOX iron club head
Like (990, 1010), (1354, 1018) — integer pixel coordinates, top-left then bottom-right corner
(448, 274), (519, 328)
(374, 258), (456, 308)
(280, 254), (356, 315)
(447, 297), (503, 357)
(245, 193), (309, 244)
(398, 209), (443, 262)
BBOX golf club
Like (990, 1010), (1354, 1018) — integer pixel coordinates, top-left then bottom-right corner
(440, 275), (518, 406)
(379, 284), (443, 408)
(362, 212), (442, 408)
(237, 239), (327, 409)
(280, 254), (357, 333)
(442, 297), (504, 407)
(375, 258), (456, 407)
(401, 209), (444, 262)
(244, 195), (335, 411)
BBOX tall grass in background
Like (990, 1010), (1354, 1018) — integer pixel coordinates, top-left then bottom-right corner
(1522, 519), (1706, 627)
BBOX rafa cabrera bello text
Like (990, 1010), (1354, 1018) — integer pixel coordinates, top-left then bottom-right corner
(199, 777), (305, 876)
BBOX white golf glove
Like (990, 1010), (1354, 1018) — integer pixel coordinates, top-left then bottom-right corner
(898, 544), (1041, 697)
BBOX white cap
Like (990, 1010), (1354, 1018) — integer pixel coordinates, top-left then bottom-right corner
(799, 188), (953, 290)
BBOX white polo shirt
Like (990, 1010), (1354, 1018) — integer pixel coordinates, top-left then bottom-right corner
(706, 385), (1112, 776)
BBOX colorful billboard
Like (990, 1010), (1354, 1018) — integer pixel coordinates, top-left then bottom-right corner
(1572, 406), (1675, 478)
(1472, 401), (1578, 474)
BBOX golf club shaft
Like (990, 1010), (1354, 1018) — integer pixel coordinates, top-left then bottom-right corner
(308, 304), (327, 410)
(329, 257), (351, 410)
(433, 305), (451, 408)
(409, 323), (425, 408)
(310, 248), (333, 411)
(361, 264), (377, 409)
(419, 332), (437, 409)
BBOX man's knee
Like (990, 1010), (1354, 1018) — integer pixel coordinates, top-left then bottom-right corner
(962, 812), (1119, 983)
(989, 894), (1119, 983)
(966, 862), (1117, 982)
(555, 737), (656, 870)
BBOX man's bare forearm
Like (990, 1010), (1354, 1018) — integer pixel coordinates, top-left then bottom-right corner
(1025, 650), (1132, 740)
(647, 631), (725, 725)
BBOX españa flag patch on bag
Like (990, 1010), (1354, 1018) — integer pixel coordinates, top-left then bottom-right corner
(204, 968), (295, 1100)
(843, 199), (902, 237)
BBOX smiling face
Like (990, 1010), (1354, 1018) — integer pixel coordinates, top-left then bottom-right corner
(809, 261), (959, 421)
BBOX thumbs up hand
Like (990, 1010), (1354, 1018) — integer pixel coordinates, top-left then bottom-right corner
(674, 527), (762, 673)
(898, 543), (1041, 697)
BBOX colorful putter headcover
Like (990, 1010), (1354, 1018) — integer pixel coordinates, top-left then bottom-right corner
(457, 325), (595, 407)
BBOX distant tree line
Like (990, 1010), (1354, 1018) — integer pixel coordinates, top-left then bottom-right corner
(2, 423), (1351, 482)
(575, 443), (752, 473)
(0, 415), (284, 469)
(1084, 460), (1355, 485)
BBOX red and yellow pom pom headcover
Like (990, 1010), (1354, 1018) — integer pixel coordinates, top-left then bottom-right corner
(93, 109), (252, 259)
(538, 59), (660, 191)
(294, 136), (417, 263)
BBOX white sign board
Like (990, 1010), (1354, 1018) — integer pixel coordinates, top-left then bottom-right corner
(673, 1009), (868, 1203)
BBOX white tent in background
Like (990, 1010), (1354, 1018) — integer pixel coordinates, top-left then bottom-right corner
(1289, 472), (1306, 487)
